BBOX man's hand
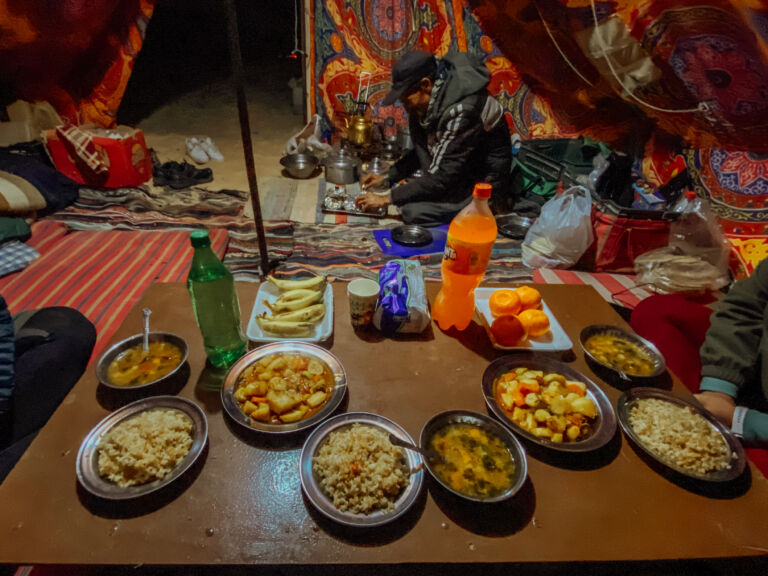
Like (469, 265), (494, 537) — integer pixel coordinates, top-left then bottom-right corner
(361, 173), (387, 191)
(694, 391), (737, 427)
(355, 192), (389, 213)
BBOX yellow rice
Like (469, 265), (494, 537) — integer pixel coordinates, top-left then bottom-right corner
(313, 423), (409, 514)
(97, 408), (193, 487)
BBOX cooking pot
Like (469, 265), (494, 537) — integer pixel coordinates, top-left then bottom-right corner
(323, 148), (362, 185)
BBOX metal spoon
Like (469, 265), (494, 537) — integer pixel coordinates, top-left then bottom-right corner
(388, 433), (444, 463)
(142, 308), (152, 353)
(611, 361), (631, 382)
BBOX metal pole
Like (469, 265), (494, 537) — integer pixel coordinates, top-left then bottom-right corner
(224, 0), (271, 277)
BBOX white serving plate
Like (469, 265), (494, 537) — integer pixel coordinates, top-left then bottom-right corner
(475, 287), (573, 352)
(247, 281), (333, 343)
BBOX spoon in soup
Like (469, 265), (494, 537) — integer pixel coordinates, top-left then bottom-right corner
(388, 433), (444, 464)
(142, 308), (152, 355)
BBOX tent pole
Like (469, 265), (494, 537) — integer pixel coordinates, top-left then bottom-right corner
(224, 0), (271, 278)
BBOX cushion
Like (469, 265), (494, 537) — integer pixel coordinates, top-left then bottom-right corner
(727, 235), (768, 280)
(0, 170), (46, 213)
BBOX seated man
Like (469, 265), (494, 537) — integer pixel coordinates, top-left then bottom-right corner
(356, 49), (512, 225)
(695, 259), (768, 444)
(0, 296), (95, 483)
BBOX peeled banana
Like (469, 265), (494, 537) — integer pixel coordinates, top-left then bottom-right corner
(256, 317), (314, 337)
(267, 275), (327, 293)
(258, 275), (328, 337)
(267, 289), (324, 313)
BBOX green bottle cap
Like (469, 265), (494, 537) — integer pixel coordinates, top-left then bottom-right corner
(190, 230), (211, 247)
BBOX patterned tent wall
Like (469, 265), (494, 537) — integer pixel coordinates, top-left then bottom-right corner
(307, 0), (768, 278)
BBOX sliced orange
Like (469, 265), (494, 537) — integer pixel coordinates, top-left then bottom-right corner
(515, 285), (542, 311)
(490, 314), (528, 347)
(489, 289), (521, 317)
(518, 308), (550, 337)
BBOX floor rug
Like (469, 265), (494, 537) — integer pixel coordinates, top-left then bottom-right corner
(272, 222), (532, 283)
(253, 177), (298, 222)
(223, 221), (296, 282)
(0, 220), (228, 358)
(533, 269), (654, 309)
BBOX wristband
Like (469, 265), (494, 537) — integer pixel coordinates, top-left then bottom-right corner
(731, 406), (749, 439)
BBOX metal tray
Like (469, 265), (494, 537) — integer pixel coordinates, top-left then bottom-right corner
(481, 351), (617, 453)
(221, 342), (347, 435)
(300, 412), (424, 527)
(617, 388), (746, 482)
(76, 396), (208, 500)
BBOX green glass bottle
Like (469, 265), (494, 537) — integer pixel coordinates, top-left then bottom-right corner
(187, 230), (246, 368)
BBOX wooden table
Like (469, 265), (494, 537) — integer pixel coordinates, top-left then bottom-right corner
(1, 282), (767, 569)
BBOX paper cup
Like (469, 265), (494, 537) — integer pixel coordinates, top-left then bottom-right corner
(347, 278), (380, 328)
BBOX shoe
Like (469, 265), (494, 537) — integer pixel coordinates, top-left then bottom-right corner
(154, 161), (212, 189)
(198, 136), (224, 162)
(186, 137), (209, 164)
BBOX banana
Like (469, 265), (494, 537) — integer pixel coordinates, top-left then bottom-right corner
(256, 317), (314, 337)
(270, 289), (324, 313)
(270, 303), (325, 323)
(268, 275), (327, 293)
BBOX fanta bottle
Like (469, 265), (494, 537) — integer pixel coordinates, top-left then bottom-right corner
(432, 183), (498, 331)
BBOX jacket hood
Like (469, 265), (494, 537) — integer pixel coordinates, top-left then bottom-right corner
(427, 49), (490, 121)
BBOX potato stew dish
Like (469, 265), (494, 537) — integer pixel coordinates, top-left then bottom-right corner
(494, 367), (597, 443)
(234, 352), (333, 424)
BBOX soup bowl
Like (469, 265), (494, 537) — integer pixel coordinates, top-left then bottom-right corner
(420, 410), (527, 504)
(95, 332), (189, 390)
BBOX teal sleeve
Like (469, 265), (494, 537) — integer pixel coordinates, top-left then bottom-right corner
(700, 376), (740, 398)
(743, 410), (768, 444)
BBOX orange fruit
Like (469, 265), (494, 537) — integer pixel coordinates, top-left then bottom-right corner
(515, 285), (542, 311)
(489, 289), (521, 317)
(490, 314), (528, 347)
(518, 308), (550, 337)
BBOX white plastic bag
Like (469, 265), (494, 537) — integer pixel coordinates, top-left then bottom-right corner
(522, 186), (594, 269)
(283, 114), (332, 156)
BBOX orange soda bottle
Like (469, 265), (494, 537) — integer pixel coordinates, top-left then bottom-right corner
(432, 183), (498, 331)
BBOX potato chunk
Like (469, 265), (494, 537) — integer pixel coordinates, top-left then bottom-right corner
(266, 389), (302, 415)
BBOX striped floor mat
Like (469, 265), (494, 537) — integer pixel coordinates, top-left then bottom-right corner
(533, 268), (653, 309)
(0, 220), (228, 358)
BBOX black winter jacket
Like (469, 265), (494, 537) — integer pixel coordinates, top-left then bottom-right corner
(388, 50), (512, 210)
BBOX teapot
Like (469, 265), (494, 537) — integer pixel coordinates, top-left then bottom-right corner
(344, 114), (373, 147)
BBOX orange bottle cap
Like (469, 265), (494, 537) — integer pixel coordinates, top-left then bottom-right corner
(473, 183), (492, 198)
(684, 190), (696, 199)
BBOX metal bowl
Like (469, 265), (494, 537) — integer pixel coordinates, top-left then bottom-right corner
(496, 214), (535, 239)
(280, 153), (320, 179)
(221, 341), (347, 434)
(76, 395), (208, 500)
(617, 388), (746, 482)
(300, 412), (424, 527)
(481, 351), (617, 453)
(95, 332), (188, 390)
(420, 410), (527, 504)
(579, 324), (667, 381)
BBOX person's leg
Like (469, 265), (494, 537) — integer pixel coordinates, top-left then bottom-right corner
(399, 197), (472, 226)
(630, 294), (712, 392)
(12, 307), (95, 440)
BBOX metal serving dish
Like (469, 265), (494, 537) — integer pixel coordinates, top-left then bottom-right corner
(481, 351), (617, 453)
(419, 410), (527, 503)
(299, 412), (424, 527)
(496, 214), (535, 239)
(617, 388), (746, 482)
(95, 332), (188, 390)
(580, 324), (666, 381)
(221, 342), (347, 434)
(76, 396), (208, 500)
(280, 153), (320, 179)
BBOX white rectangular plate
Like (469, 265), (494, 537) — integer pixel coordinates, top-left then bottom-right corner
(475, 287), (572, 352)
(246, 282), (333, 344)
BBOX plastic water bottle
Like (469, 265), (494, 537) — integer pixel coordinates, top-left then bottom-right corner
(432, 183), (498, 331)
(187, 230), (246, 368)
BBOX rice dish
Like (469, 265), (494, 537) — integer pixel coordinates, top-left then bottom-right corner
(97, 408), (194, 487)
(312, 423), (409, 515)
(628, 398), (734, 475)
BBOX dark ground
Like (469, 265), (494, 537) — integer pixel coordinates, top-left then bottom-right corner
(118, 0), (301, 125)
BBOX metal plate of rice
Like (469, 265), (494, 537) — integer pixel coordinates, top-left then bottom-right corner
(617, 388), (746, 482)
(76, 396), (208, 500)
(299, 412), (424, 527)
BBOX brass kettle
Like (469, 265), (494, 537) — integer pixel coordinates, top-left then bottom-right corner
(345, 114), (373, 147)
